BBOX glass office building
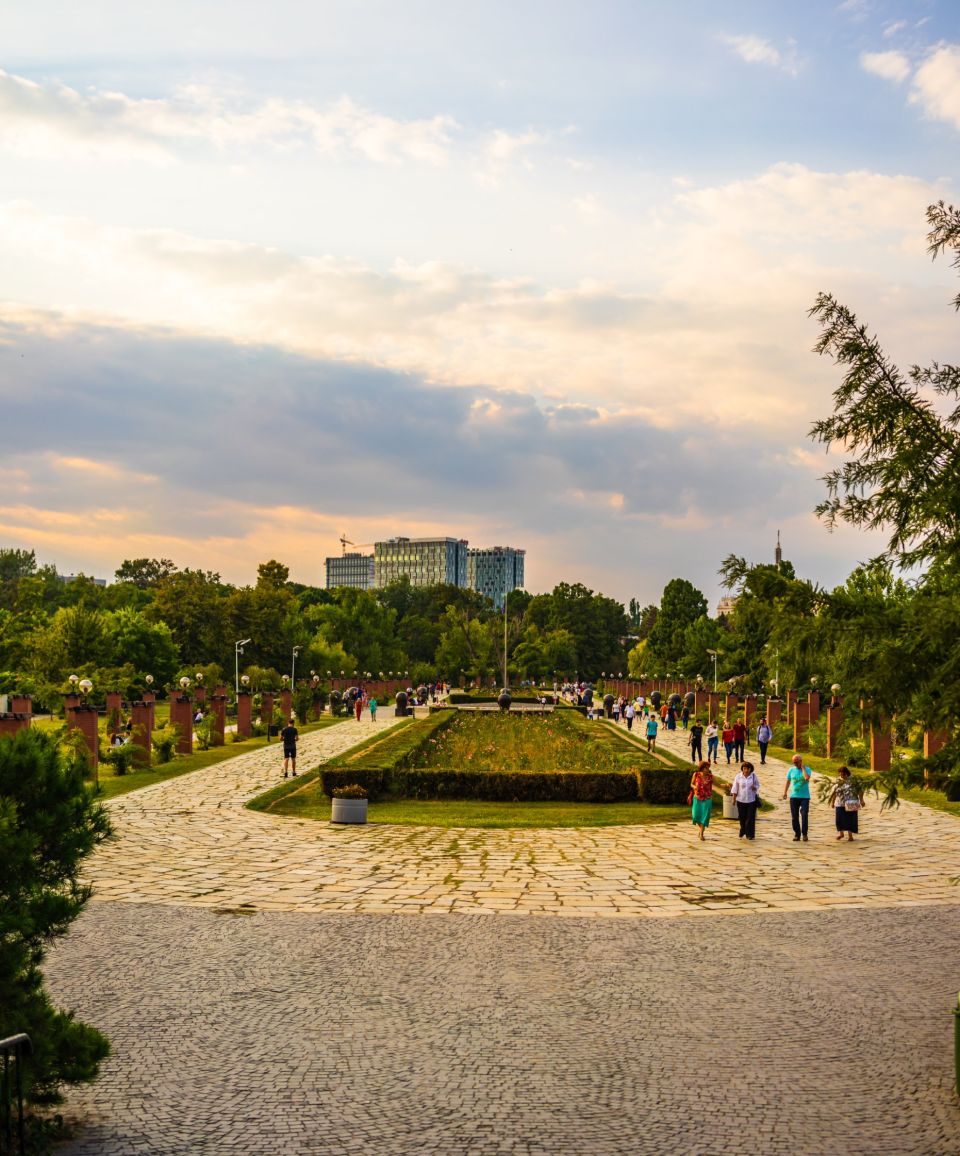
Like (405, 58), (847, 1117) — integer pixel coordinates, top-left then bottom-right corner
(325, 552), (375, 590)
(467, 546), (525, 609)
(373, 537), (469, 588)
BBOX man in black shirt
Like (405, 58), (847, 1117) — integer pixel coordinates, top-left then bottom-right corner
(281, 718), (299, 778)
(688, 720), (704, 764)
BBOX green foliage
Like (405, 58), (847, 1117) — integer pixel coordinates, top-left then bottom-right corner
(524, 582), (628, 675)
(644, 579), (708, 672)
(151, 726), (179, 764)
(330, 782), (368, 799)
(113, 558), (177, 587)
(637, 766), (693, 804)
(100, 741), (145, 776)
(320, 766), (387, 798)
(0, 729), (111, 1104)
(386, 766), (638, 802)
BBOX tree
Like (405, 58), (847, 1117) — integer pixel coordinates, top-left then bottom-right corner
(0, 729), (111, 1106)
(104, 608), (180, 686)
(525, 583), (628, 675)
(308, 588), (403, 674)
(147, 569), (231, 668)
(434, 606), (497, 684)
(644, 579), (708, 672)
(113, 558), (178, 587)
(809, 201), (960, 573)
(256, 559), (290, 589)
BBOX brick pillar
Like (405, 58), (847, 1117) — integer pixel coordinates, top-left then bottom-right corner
(766, 699), (782, 727)
(10, 693), (32, 720)
(923, 729), (948, 758)
(695, 690), (708, 717)
(67, 704), (100, 769)
(793, 701), (811, 752)
(169, 694), (193, 755)
(236, 691), (252, 738)
(707, 692), (720, 721)
(194, 684), (206, 707)
(210, 693), (226, 746)
(725, 694), (739, 722)
(281, 688), (292, 719)
(786, 689), (798, 725)
(826, 704), (844, 757)
(130, 701), (153, 767)
(0, 713), (30, 737)
(808, 690), (820, 723)
(870, 724), (891, 772)
(743, 695), (756, 731)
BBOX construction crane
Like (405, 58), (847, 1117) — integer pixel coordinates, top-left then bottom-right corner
(339, 534), (355, 555)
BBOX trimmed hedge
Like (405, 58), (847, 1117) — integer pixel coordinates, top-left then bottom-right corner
(446, 692), (543, 704)
(637, 766), (693, 805)
(335, 766), (639, 802)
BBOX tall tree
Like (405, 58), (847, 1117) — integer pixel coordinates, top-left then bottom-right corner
(114, 558), (178, 587)
(644, 579), (708, 672)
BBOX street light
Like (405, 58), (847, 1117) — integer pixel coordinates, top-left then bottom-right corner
(291, 645), (301, 688)
(235, 639), (251, 696)
(706, 649), (721, 691)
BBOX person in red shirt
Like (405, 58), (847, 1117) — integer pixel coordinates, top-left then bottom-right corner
(721, 720), (735, 764)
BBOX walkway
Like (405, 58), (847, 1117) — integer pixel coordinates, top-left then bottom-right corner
(80, 713), (960, 918)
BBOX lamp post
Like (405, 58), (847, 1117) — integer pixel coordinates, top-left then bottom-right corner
(706, 649), (721, 692)
(502, 590), (509, 690)
(291, 645), (301, 688)
(235, 639), (251, 696)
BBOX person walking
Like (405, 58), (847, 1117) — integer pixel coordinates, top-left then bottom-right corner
(828, 766), (864, 842)
(731, 760), (761, 840)
(645, 712), (659, 753)
(732, 718), (747, 762)
(690, 760), (714, 841)
(281, 717), (299, 778)
(369, 697), (378, 722)
(782, 754), (813, 841)
(688, 719), (704, 763)
(756, 716), (772, 765)
(680, 703), (690, 730)
(625, 701), (635, 731)
(705, 720), (719, 764)
(721, 720), (735, 764)
(354, 694), (363, 722)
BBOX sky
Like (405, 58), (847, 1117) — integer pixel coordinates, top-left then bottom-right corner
(1, 0), (958, 608)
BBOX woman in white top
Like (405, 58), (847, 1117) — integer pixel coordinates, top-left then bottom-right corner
(705, 721), (719, 764)
(730, 760), (761, 840)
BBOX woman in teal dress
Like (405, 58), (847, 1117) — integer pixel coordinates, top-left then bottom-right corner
(690, 760), (714, 841)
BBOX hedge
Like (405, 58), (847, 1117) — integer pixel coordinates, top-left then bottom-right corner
(446, 692), (543, 704)
(637, 766), (693, 805)
(387, 767), (636, 802)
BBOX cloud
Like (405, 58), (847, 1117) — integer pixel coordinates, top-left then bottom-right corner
(0, 70), (459, 165)
(720, 34), (800, 76)
(0, 314), (876, 600)
(860, 50), (911, 84)
(910, 44), (960, 131)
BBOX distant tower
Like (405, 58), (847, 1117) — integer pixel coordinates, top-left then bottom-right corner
(775, 530), (782, 572)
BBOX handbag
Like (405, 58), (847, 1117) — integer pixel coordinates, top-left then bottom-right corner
(844, 800), (861, 812)
(686, 789), (694, 805)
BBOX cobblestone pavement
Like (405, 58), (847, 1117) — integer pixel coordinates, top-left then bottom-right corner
(82, 713), (960, 919)
(48, 901), (960, 1155)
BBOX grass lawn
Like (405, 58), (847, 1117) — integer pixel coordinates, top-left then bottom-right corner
(91, 717), (343, 799)
(896, 785), (960, 818)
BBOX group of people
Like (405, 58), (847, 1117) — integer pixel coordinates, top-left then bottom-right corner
(689, 755), (865, 843)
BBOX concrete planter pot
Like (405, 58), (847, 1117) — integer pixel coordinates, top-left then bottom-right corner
(331, 798), (368, 824)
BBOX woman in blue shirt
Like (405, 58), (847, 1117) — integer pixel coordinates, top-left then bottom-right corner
(781, 754), (812, 841)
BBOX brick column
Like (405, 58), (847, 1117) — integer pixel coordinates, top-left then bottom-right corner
(261, 692), (275, 735)
(786, 689), (798, 725)
(130, 701), (153, 767)
(826, 704), (844, 757)
(142, 689), (156, 725)
(10, 693), (32, 721)
(210, 692), (226, 746)
(870, 724), (891, 772)
(236, 691), (252, 738)
(725, 693), (739, 722)
(793, 701), (811, 752)
(0, 712), (30, 737)
(169, 693), (193, 755)
(280, 688), (292, 719)
(694, 690), (708, 717)
(923, 729), (948, 758)
(707, 692), (720, 721)
(766, 699), (782, 727)
(66, 703), (100, 770)
(808, 690), (820, 723)
(743, 695), (756, 732)
(194, 684), (206, 707)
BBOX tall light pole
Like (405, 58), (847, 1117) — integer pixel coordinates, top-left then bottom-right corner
(235, 639), (251, 696)
(291, 645), (301, 689)
(503, 590), (509, 689)
(706, 649), (721, 692)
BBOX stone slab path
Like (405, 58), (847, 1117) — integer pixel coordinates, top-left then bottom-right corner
(82, 713), (960, 919)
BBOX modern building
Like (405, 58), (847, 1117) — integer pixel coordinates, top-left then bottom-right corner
(325, 552), (375, 590)
(467, 546), (525, 609)
(373, 537), (469, 589)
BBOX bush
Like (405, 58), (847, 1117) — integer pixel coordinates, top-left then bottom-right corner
(836, 737), (869, 768)
(391, 766), (638, 802)
(320, 767), (387, 799)
(331, 783), (368, 799)
(151, 726), (178, 764)
(803, 716), (830, 758)
(771, 721), (794, 750)
(637, 766), (692, 804)
(101, 742), (145, 776)
(0, 730), (111, 1111)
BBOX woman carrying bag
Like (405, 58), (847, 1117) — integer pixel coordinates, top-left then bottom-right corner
(689, 760), (714, 841)
(829, 766), (864, 842)
(730, 760), (761, 841)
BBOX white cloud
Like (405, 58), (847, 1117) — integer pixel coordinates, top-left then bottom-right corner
(883, 20), (908, 39)
(0, 70), (459, 165)
(860, 50), (911, 84)
(720, 34), (800, 76)
(910, 44), (960, 131)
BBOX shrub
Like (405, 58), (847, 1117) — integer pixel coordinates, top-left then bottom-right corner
(803, 716), (830, 758)
(320, 767), (387, 799)
(836, 737), (869, 768)
(771, 721), (794, 750)
(390, 766), (638, 802)
(637, 766), (692, 804)
(331, 783), (368, 799)
(151, 726), (178, 764)
(101, 742), (145, 776)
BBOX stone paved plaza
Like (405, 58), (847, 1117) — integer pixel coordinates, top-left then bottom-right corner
(43, 713), (960, 1153)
